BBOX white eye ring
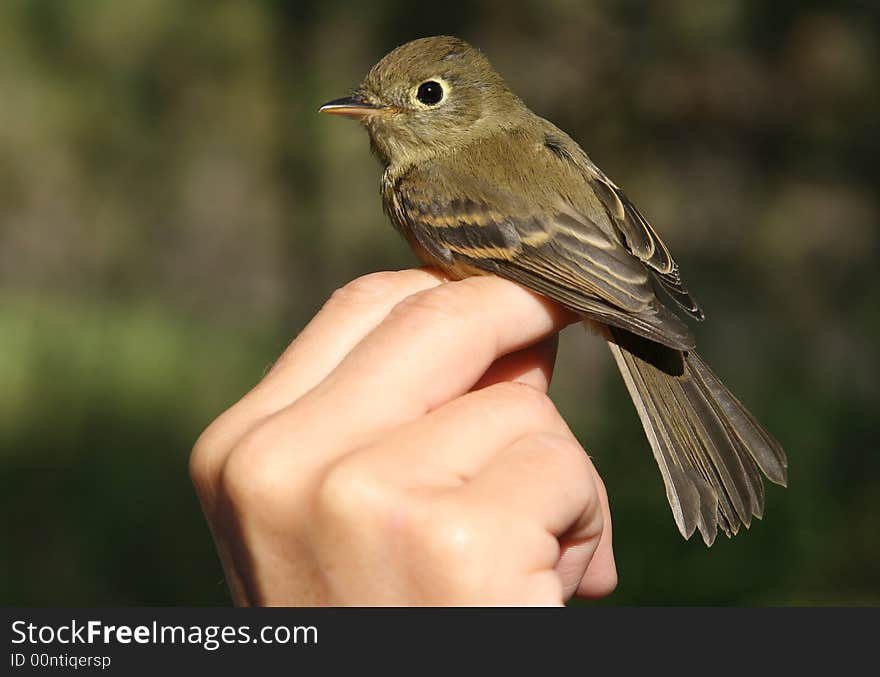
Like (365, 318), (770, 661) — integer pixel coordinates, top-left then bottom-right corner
(411, 77), (451, 109)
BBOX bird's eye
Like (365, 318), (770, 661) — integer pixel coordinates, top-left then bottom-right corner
(416, 81), (444, 106)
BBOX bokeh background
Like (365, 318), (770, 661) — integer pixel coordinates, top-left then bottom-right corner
(2, 0), (878, 605)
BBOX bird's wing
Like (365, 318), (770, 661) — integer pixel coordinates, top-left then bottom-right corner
(392, 171), (696, 351)
(586, 170), (704, 320)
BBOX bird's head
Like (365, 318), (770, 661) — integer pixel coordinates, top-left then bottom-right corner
(320, 36), (526, 166)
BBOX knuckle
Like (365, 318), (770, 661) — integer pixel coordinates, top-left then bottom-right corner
(189, 428), (215, 486)
(326, 271), (403, 309)
(388, 283), (468, 332)
(487, 381), (561, 424)
(314, 456), (395, 524)
(528, 431), (582, 457)
(218, 426), (286, 507)
(189, 412), (236, 487)
(424, 515), (479, 565)
(524, 432), (593, 486)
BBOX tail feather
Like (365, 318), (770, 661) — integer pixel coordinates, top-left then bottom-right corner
(607, 328), (787, 546)
(688, 355), (788, 485)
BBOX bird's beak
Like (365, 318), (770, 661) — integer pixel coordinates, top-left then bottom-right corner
(319, 95), (384, 117)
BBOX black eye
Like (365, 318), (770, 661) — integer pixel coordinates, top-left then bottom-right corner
(416, 80), (444, 106)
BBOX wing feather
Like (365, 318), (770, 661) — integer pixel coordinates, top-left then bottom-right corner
(588, 173), (704, 320)
(397, 183), (696, 350)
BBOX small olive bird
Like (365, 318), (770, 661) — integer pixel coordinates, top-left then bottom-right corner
(319, 36), (787, 546)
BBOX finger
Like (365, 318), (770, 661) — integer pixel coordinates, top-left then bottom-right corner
(471, 334), (559, 393)
(307, 275), (577, 437)
(573, 467), (617, 599)
(457, 433), (603, 576)
(336, 381), (570, 488)
(191, 269), (444, 483)
(251, 268), (444, 411)
(197, 281), (574, 508)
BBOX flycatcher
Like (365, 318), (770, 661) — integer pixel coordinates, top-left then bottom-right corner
(319, 36), (787, 546)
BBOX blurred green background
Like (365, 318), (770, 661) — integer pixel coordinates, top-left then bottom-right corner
(2, 0), (878, 605)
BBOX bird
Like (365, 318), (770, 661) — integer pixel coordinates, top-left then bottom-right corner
(319, 35), (787, 546)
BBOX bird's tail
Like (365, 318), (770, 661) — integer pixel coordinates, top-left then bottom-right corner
(606, 328), (787, 546)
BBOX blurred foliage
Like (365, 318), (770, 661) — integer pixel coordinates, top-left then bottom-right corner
(1, 0), (878, 605)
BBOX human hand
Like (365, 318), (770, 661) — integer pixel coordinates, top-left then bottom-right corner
(190, 269), (617, 605)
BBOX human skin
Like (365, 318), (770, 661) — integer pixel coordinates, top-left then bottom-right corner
(190, 269), (618, 606)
